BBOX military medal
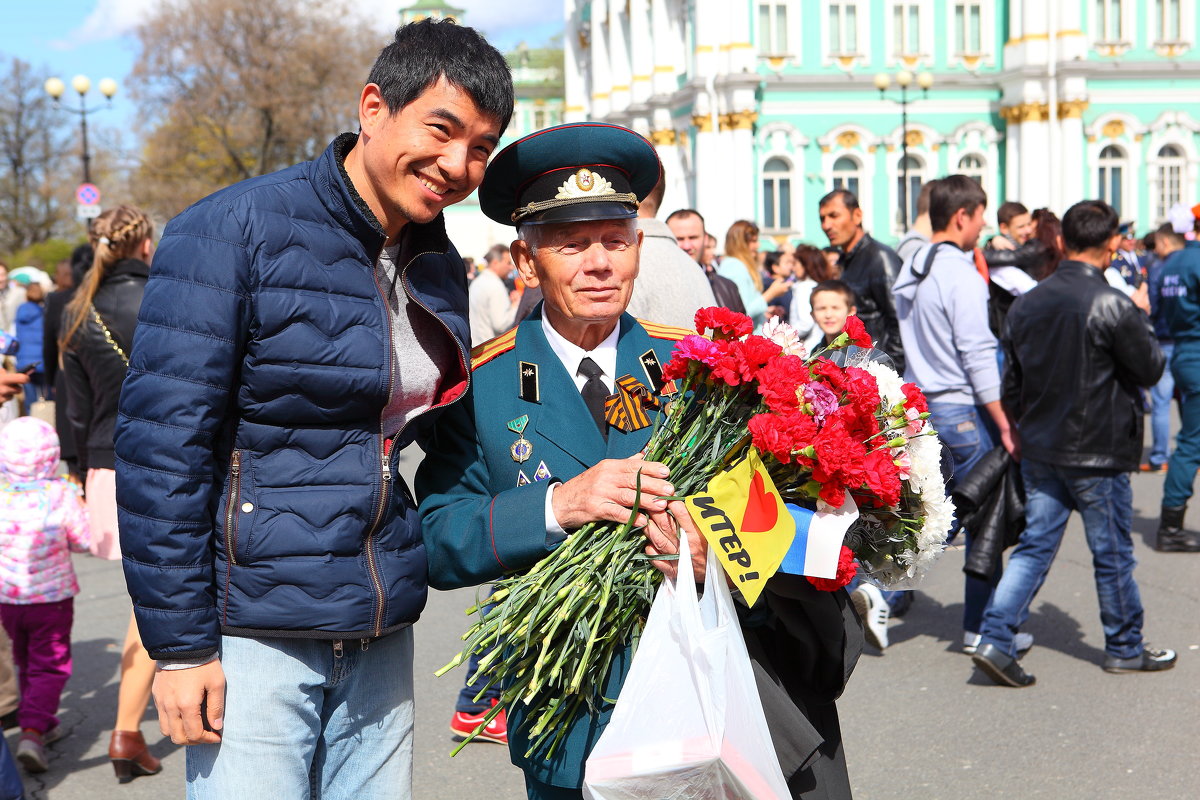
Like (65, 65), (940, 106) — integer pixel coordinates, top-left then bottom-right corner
(508, 414), (533, 463)
(516, 470), (531, 487)
(518, 361), (540, 403)
(533, 461), (552, 482)
(639, 349), (678, 396)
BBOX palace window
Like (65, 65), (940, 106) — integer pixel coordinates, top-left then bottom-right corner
(1098, 144), (1127, 216)
(897, 154), (924, 228)
(832, 156), (862, 198)
(893, 2), (922, 57)
(958, 153), (986, 191)
(1096, 0), (1125, 42)
(829, 1), (860, 55)
(763, 157), (793, 231)
(1156, 144), (1186, 222)
(1154, 0), (1182, 42)
(758, 2), (789, 54)
(954, 1), (983, 54)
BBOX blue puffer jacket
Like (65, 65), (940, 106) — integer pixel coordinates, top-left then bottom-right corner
(114, 134), (471, 660)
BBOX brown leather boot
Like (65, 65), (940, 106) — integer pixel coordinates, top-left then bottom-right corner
(109, 730), (162, 783)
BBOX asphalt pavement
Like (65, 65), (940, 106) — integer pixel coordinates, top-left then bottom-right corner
(9, 444), (1199, 799)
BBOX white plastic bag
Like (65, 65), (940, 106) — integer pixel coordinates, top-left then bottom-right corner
(583, 533), (790, 800)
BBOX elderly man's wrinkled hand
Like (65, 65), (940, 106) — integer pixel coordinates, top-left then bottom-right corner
(551, 454), (674, 531)
(154, 660), (225, 745)
(644, 500), (707, 583)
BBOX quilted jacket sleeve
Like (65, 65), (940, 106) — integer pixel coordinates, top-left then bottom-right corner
(416, 395), (557, 591)
(114, 202), (252, 660)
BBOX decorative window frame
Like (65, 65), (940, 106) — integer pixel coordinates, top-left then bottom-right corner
(946, 120), (1002, 219)
(755, 0), (792, 58)
(1092, 0), (1135, 57)
(885, 0), (936, 68)
(1145, 0), (1193, 56)
(760, 154), (798, 235)
(817, 124), (878, 227)
(822, 0), (869, 71)
(757, 122), (810, 236)
(1145, 111), (1200, 223)
(1087, 112), (1144, 220)
(883, 122), (940, 237)
(945, 0), (996, 70)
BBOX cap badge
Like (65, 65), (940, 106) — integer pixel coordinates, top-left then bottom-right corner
(556, 168), (615, 200)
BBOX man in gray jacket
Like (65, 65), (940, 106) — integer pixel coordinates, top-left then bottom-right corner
(892, 175), (1019, 655)
(627, 168), (716, 328)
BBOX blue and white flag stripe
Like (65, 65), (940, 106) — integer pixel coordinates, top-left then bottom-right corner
(779, 496), (859, 579)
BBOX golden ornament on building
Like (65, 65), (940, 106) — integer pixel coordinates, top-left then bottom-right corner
(692, 114), (713, 133)
(1101, 119), (1126, 139)
(649, 129), (677, 146)
(836, 131), (860, 148)
(905, 130), (924, 147)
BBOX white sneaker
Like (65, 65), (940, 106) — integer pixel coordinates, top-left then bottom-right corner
(851, 584), (889, 650)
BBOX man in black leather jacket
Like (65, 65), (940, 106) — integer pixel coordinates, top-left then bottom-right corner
(818, 190), (903, 371)
(972, 200), (1175, 688)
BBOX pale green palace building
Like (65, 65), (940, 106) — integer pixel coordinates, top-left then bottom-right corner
(561, 0), (1200, 249)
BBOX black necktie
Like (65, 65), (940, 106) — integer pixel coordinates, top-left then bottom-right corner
(578, 357), (608, 440)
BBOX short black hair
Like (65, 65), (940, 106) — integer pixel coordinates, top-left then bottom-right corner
(1154, 223), (1186, 249)
(368, 19), (514, 133)
(997, 201), (1030, 226)
(1061, 200), (1120, 253)
(929, 175), (987, 232)
(818, 189), (860, 212)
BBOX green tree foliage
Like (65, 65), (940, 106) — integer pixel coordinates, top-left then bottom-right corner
(0, 57), (71, 254)
(129, 0), (377, 219)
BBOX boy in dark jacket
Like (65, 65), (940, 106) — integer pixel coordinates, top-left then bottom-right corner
(113, 20), (513, 799)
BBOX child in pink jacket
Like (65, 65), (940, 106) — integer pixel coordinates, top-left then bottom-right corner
(0, 417), (89, 773)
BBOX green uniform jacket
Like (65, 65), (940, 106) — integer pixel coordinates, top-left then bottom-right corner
(417, 309), (687, 788)
(418, 308), (863, 798)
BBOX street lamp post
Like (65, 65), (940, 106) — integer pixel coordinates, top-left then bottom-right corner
(874, 69), (933, 232)
(44, 75), (117, 186)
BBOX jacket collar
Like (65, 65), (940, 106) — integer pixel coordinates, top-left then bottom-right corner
(1055, 260), (1107, 281)
(314, 133), (453, 259)
(105, 258), (151, 280)
(516, 308), (656, 468)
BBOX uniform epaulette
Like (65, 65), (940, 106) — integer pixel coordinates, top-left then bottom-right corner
(637, 319), (693, 342)
(470, 328), (518, 370)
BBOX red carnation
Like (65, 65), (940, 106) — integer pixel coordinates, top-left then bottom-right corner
(808, 545), (858, 591)
(733, 335), (784, 383)
(807, 357), (848, 394)
(843, 366), (882, 417)
(810, 417), (868, 506)
(749, 409), (819, 464)
(843, 315), (873, 348)
(901, 382), (930, 414)
(861, 448), (902, 507)
(694, 307), (753, 340)
(662, 334), (722, 381)
(756, 355), (810, 413)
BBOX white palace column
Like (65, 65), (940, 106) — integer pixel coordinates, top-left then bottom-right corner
(692, 0), (725, 233)
(563, 0), (588, 124)
(629, 0), (653, 108)
(590, 0), (611, 120)
(717, 0), (758, 223)
(607, 0), (632, 118)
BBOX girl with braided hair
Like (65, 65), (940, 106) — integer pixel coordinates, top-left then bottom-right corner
(60, 205), (165, 783)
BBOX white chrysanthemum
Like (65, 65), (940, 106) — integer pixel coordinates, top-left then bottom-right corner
(761, 317), (806, 357)
(864, 360), (905, 406)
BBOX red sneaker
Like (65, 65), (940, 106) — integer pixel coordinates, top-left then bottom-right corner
(450, 699), (508, 745)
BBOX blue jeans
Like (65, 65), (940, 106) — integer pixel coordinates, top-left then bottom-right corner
(1164, 344), (1200, 507)
(927, 401), (1000, 634)
(0, 736), (22, 800)
(1148, 340), (1175, 467)
(186, 629), (414, 799)
(980, 458), (1144, 660)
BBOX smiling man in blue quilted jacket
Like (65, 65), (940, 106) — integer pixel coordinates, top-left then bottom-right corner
(111, 19), (513, 799)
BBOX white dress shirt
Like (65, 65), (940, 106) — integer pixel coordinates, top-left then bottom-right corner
(539, 314), (621, 536)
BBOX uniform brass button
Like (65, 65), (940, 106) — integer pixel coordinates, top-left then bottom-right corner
(241, 502), (254, 513)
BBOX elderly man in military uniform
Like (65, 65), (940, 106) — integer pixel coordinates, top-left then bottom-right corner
(417, 123), (861, 800)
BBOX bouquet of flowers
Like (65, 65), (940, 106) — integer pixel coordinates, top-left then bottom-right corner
(438, 307), (951, 756)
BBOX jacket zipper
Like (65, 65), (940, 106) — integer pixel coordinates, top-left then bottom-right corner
(362, 246), (472, 637)
(224, 451), (242, 567)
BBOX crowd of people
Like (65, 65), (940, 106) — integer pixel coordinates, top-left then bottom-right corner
(0, 15), (1195, 800)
